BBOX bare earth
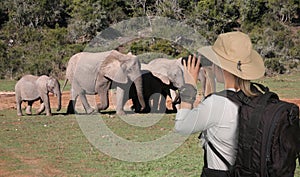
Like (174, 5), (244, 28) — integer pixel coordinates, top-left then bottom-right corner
(1, 91), (300, 112)
(0, 91), (179, 113)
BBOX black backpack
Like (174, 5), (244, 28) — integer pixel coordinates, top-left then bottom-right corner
(203, 83), (300, 177)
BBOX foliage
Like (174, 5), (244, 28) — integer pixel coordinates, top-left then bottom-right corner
(130, 38), (182, 56)
(0, 0), (300, 79)
(265, 58), (287, 75)
(68, 0), (108, 43)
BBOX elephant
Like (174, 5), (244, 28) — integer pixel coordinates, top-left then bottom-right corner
(138, 57), (216, 110)
(62, 50), (146, 115)
(15, 74), (62, 116)
(129, 70), (177, 113)
(129, 59), (185, 113)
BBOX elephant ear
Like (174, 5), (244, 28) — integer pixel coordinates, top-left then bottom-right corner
(101, 51), (128, 84)
(152, 72), (170, 85)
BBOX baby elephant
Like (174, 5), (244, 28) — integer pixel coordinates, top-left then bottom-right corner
(15, 75), (62, 116)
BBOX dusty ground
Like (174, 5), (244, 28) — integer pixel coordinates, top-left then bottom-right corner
(0, 91), (178, 113)
(1, 91), (300, 113)
(0, 91), (125, 113)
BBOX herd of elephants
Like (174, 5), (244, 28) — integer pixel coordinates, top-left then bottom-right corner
(14, 50), (216, 116)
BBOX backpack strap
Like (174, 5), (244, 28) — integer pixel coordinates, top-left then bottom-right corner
(201, 132), (232, 170)
(207, 139), (232, 170)
(214, 89), (254, 107)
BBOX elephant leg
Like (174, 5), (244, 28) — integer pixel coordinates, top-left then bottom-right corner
(129, 85), (141, 112)
(96, 82), (110, 113)
(150, 93), (160, 112)
(131, 94), (141, 112)
(78, 92), (94, 114)
(66, 90), (78, 114)
(66, 100), (76, 114)
(37, 100), (45, 115)
(26, 101), (34, 115)
(67, 84), (94, 114)
(16, 97), (23, 116)
(158, 94), (166, 113)
(115, 86), (126, 115)
(40, 95), (52, 116)
(170, 90), (180, 112)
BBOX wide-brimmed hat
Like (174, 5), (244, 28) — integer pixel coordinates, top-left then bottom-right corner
(198, 31), (265, 80)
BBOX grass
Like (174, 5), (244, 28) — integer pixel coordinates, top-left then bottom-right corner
(0, 79), (17, 91)
(0, 72), (300, 176)
(0, 111), (203, 176)
(205, 72), (300, 99)
(257, 72), (300, 99)
(0, 110), (299, 176)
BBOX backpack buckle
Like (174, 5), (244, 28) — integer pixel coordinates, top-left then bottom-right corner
(237, 91), (252, 106)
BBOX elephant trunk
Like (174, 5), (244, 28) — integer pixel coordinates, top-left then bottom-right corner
(134, 76), (145, 111)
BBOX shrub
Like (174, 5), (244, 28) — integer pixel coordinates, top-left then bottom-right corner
(264, 58), (286, 75)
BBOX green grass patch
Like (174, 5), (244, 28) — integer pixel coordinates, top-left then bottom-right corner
(0, 110), (299, 176)
(0, 80), (71, 92)
(0, 110), (203, 176)
(257, 72), (300, 99)
(0, 79), (17, 91)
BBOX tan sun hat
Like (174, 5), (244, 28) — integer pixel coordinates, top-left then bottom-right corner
(198, 31), (265, 80)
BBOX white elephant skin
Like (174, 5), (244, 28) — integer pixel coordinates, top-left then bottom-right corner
(15, 75), (62, 116)
(62, 50), (145, 115)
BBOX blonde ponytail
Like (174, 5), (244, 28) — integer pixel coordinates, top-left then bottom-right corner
(237, 78), (258, 97)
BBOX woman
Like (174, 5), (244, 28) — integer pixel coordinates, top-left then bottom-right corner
(174, 31), (265, 176)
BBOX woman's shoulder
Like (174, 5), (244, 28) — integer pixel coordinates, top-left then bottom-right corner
(202, 92), (239, 107)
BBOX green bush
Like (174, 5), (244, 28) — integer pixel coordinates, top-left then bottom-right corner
(264, 58), (286, 74)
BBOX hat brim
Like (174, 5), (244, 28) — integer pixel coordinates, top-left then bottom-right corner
(198, 46), (265, 80)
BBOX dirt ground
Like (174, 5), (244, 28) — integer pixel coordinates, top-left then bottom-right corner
(1, 91), (300, 113)
(0, 91), (178, 113)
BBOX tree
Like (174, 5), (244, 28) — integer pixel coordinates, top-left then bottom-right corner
(185, 0), (240, 44)
(4, 0), (69, 28)
(267, 0), (299, 23)
(68, 0), (108, 43)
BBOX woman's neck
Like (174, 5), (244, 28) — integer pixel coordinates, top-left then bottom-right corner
(223, 70), (239, 90)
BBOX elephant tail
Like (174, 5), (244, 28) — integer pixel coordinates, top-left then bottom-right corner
(61, 78), (68, 93)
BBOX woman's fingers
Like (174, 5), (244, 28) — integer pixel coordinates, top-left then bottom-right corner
(183, 59), (187, 70)
(188, 55), (192, 69)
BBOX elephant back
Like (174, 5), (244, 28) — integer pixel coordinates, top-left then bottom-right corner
(15, 75), (40, 100)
